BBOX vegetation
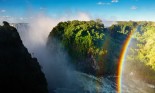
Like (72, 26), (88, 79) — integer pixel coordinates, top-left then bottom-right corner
(47, 20), (134, 75)
(125, 22), (155, 84)
(47, 20), (155, 82)
(47, 20), (109, 74)
(48, 20), (104, 59)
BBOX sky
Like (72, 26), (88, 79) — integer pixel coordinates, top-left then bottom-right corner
(0, 0), (155, 22)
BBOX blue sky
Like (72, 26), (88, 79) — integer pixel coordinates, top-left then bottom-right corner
(0, 0), (155, 21)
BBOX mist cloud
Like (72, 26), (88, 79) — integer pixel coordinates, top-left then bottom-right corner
(1, 11), (116, 92)
(14, 12), (91, 93)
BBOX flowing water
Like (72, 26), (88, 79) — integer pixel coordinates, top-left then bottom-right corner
(53, 72), (117, 93)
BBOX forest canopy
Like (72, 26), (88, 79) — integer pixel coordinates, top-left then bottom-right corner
(47, 20), (155, 79)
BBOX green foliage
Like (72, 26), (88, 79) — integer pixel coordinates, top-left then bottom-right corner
(48, 20), (141, 75)
(48, 20), (105, 61)
(125, 22), (155, 84)
(135, 23), (155, 70)
(48, 20), (155, 77)
(109, 21), (138, 35)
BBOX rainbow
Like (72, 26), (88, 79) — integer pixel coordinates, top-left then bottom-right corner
(116, 31), (134, 93)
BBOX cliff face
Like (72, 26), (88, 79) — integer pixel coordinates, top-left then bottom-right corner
(0, 22), (48, 93)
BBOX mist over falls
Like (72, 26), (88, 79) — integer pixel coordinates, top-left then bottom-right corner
(12, 21), (118, 93)
(12, 20), (155, 93)
(11, 24), (80, 92)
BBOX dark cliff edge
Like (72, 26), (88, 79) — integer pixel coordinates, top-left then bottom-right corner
(0, 21), (48, 93)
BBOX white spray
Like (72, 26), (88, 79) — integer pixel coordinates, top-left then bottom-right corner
(14, 13), (90, 93)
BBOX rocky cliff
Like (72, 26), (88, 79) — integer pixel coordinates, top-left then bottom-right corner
(0, 21), (48, 93)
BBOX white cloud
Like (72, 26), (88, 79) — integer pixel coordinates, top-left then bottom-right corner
(74, 12), (91, 21)
(57, 12), (91, 21)
(0, 9), (6, 13)
(111, 0), (119, 3)
(97, 2), (110, 5)
(131, 6), (137, 10)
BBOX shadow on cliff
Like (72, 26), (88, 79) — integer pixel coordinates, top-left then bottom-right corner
(0, 21), (48, 93)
